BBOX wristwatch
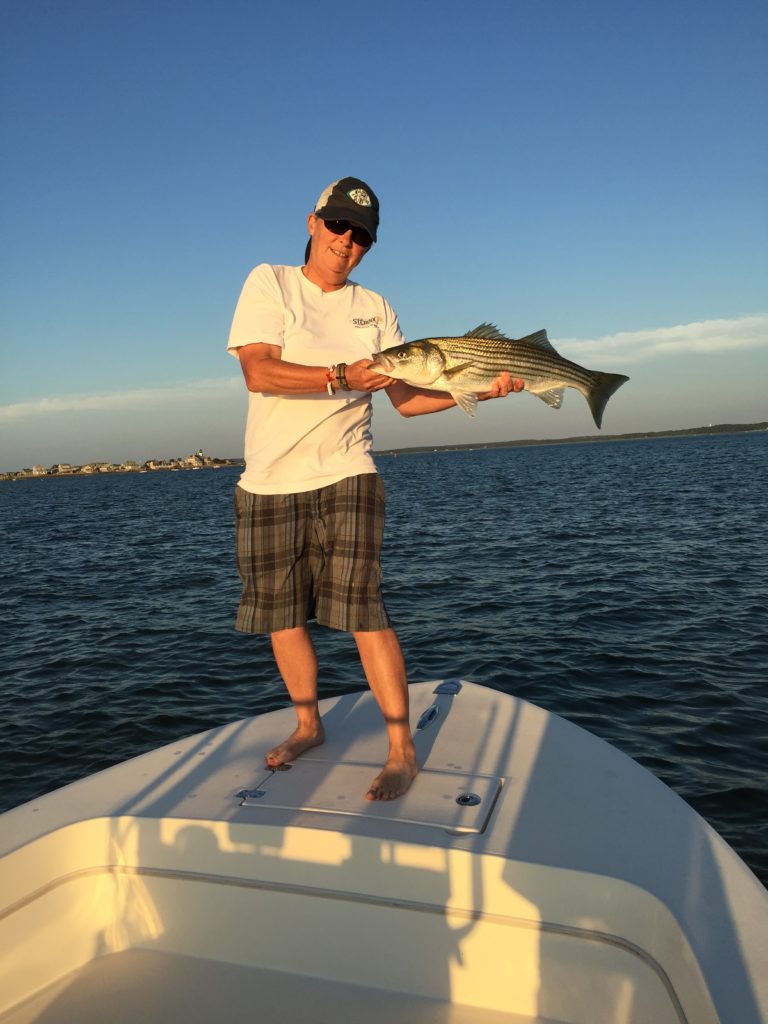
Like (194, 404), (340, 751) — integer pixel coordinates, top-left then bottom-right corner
(335, 363), (351, 391)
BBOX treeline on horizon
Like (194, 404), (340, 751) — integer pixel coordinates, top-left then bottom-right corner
(373, 421), (768, 456)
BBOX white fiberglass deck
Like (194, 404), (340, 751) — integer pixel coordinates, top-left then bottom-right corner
(1, 681), (766, 1023)
(0, 950), (539, 1024)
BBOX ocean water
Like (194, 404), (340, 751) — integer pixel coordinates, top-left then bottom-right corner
(1, 433), (766, 885)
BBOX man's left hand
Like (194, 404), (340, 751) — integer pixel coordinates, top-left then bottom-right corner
(477, 372), (525, 402)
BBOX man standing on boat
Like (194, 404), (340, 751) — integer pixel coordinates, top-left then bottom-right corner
(227, 177), (520, 801)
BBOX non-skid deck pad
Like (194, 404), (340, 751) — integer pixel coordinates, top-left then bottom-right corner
(236, 760), (502, 834)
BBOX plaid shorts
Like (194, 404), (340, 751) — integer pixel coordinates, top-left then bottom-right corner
(234, 473), (392, 634)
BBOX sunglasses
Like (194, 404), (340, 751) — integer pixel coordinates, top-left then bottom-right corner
(322, 219), (373, 248)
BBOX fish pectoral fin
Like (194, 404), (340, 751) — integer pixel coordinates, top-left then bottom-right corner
(530, 387), (565, 410)
(452, 390), (479, 417)
(442, 361), (476, 380)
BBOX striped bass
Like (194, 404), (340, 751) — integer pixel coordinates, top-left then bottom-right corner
(370, 323), (630, 428)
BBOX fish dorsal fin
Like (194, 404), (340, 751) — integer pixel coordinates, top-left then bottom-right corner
(465, 324), (556, 353)
(464, 323), (508, 341)
(518, 329), (556, 353)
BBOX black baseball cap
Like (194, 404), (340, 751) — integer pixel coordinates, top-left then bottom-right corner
(313, 177), (379, 243)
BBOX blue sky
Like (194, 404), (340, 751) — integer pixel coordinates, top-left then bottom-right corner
(1, 0), (766, 470)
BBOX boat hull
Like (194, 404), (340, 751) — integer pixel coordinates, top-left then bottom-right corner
(1, 681), (766, 1023)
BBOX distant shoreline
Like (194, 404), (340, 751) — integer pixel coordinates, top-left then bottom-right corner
(2, 422), (765, 481)
(0, 456), (243, 483)
(372, 421), (768, 456)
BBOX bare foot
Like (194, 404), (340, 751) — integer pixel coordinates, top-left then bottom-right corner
(365, 756), (419, 801)
(265, 724), (325, 767)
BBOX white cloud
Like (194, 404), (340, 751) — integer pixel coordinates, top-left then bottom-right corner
(0, 376), (241, 423)
(554, 314), (768, 365)
(2, 313), (766, 426)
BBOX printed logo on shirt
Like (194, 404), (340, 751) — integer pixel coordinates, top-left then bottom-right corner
(352, 316), (383, 328)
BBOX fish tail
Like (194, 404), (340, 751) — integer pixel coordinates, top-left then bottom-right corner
(586, 372), (630, 429)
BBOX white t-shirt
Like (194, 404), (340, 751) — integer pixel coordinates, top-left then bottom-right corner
(227, 264), (405, 494)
